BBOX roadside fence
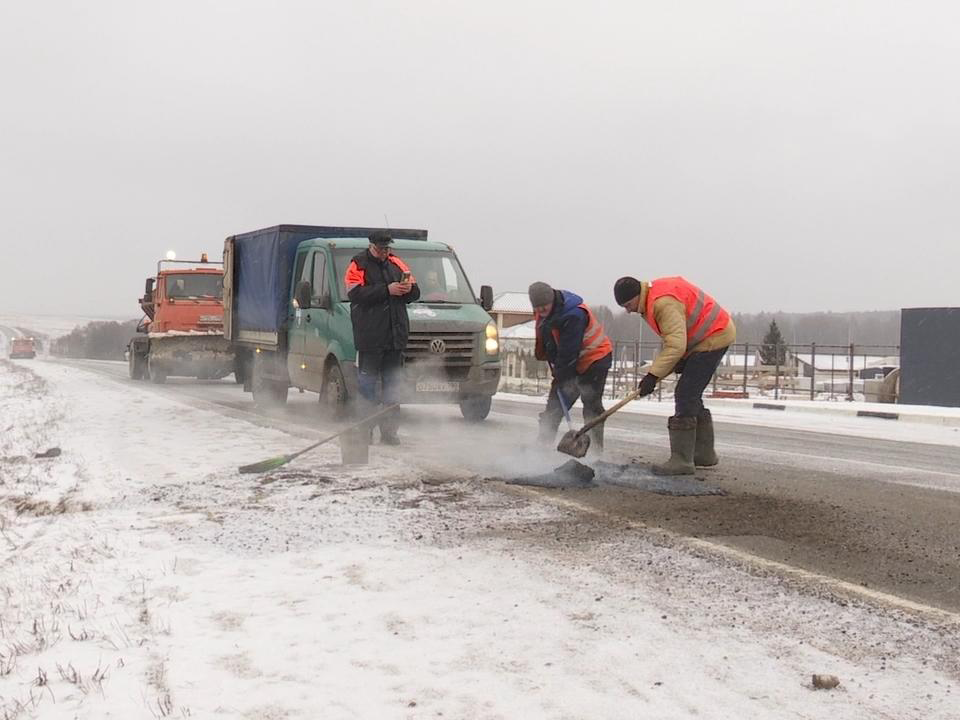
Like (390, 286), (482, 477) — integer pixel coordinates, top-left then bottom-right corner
(498, 341), (901, 404)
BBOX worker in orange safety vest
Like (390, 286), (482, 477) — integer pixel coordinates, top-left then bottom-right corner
(530, 281), (613, 454)
(614, 275), (735, 475)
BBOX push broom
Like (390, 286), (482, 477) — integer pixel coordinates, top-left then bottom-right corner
(238, 404), (399, 474)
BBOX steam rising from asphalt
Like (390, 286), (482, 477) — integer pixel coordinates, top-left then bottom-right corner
(401, 401), (566, 479)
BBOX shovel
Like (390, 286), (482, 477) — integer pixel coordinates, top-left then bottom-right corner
(238, 404), (398, 474)
(556, 387), (643, 458)
(557, 389), (576, 436)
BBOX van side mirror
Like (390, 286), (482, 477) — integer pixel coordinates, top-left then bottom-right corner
(144, 277), (155, 300)
(294, 280), (312, 310)
(480, 285), (494, 311)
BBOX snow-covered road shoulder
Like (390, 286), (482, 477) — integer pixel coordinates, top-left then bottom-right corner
(2, 359), (958, 719)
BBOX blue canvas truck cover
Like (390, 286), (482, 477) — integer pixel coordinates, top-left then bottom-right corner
(228, 225), (428, 337)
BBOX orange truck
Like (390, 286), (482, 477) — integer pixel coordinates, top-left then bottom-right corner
(9, 337), (36, 359)
(127, 255), (235, 383)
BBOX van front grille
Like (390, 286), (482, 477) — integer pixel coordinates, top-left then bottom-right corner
(404, 332), (475, 368)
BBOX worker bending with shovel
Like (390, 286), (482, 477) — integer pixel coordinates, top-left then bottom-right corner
(529, 282), (613, 455)
(613, 276), (735, 475)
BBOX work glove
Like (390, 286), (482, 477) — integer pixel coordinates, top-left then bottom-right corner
(637, 372), (658, 397)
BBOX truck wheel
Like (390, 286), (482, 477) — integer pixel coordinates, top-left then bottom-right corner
(252, 363), (288, 408)
(148, 357), (167, 384)
(459, 394), (492, 422)
(320, 362), (349, 419)
(128, 351), (143, 380)
(233, 356), (247, 385)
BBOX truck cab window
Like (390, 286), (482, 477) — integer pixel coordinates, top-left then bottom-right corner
(165, 273), (223, 299)
(332, 248), (476, 305)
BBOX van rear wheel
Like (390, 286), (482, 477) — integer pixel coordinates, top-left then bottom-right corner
(459, 394), (492, 422)
(251, 357), (288, 408)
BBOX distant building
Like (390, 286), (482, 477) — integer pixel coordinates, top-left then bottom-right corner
(490, 292), (533, 332)
(721, 349), (761, 371)
(498, 319), (550, 387)
(792, 353), (895, 378)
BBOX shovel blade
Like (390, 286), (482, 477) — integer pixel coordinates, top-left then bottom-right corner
(557, 429), (590, 458)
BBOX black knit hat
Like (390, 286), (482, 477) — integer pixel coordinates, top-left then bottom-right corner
(369, 230), (393, 246)
(613, 276), (641, 306)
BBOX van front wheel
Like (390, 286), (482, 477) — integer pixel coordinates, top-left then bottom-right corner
(459, 394), (492, 422)
(321, 362), (349, 419)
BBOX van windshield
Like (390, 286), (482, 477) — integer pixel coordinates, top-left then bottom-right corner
(165, 273), (223, 299)
(332, 248), (477, 304)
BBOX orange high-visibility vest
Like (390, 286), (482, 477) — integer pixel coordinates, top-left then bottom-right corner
(344, 254), (416, 291)
(549, 304), (613, 374)
(645, 277), (730, 350)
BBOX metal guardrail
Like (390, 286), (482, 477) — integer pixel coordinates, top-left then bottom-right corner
(609, 341), (900, 402)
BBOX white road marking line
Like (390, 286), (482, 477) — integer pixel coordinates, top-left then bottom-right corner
(513, 488), (960, 626)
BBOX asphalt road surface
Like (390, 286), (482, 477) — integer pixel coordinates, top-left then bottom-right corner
(59, 358), (960, 615)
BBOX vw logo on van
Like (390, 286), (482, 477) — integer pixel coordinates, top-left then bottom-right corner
(430, 339), (446, 354)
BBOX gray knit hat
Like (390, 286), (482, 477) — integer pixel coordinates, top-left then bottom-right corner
(528, 281), (554, 308)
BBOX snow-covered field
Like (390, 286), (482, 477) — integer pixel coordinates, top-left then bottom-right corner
(1, 358), (959, 719)
(0, 314), (133, 341)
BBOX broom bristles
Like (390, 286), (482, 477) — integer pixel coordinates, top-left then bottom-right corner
(238, 454), (292, 474)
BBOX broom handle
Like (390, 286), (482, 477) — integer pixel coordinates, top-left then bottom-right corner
(288, 404), (399, 461)
(574, 388), (642, 437)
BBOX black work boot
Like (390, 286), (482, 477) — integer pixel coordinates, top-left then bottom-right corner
(694, 408), (718, 467)
(651, 415), (697, 476)
(378, 406), (401, 445)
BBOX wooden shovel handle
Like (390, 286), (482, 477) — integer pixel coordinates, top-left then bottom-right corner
(574, 388), (642, 437)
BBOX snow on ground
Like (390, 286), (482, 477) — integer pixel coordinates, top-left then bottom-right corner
(1, 358), (959, 718)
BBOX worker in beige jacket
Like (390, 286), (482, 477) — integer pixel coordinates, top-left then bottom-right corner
(613, 276), (736, 475)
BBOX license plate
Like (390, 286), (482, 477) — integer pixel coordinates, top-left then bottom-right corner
(416, 381), (460, 392)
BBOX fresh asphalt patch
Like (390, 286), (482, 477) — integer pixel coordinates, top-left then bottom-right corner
(502, 459), (727, 497)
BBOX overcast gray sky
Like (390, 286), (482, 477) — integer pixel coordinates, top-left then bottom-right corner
(1, 1), (957, 318)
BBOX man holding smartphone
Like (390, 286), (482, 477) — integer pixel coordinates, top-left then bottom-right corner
(344, 231), (420, 444)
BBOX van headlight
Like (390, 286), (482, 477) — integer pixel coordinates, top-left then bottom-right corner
(485, 323), (499, 354)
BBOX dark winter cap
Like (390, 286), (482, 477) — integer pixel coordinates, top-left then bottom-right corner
(369, 231), (394, 246)
(528, 281), (554, 308)
(614, 276), (642, 306)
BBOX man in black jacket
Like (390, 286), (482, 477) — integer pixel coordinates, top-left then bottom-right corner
(343, 231), (421, 444)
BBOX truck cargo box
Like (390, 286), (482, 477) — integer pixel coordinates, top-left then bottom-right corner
(223, 224), (427, 347)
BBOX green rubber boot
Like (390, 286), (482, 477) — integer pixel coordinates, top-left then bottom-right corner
(651, 415), (697, 476)
(694, 408), (719, 467)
